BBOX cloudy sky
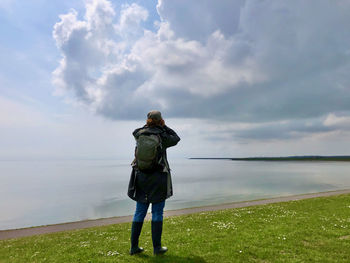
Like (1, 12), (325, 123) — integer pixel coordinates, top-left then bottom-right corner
(1, 0), (350, 160)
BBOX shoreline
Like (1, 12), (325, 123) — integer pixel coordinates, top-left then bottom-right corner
(1, 188), (350, 240)
(190, 156), (350, 161)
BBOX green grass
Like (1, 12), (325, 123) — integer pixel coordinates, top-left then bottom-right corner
(1, 194), (350, 263)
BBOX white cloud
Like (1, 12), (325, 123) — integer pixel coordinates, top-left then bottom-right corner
(324, 113), (350, 129)
(85, 0), (115, 31)
(52, 0), (350, 150)
(52, 0), (267, 119)
(115, 3), (148, 40)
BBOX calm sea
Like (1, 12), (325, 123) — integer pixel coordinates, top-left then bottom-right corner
(1, 159), (349, 230)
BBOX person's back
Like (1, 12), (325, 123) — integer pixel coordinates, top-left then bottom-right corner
(128, 110), (180, 256)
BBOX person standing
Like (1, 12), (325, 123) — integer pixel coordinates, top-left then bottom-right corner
(127, 110), (180, 255)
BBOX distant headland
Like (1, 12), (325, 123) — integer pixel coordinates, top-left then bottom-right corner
(189, 156), (350, 161)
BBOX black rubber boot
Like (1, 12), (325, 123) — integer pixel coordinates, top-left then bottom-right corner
(130, 221), (144, 255)
(151, 221), (168, 255)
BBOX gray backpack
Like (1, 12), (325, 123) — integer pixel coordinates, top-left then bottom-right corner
(135, 133), (162, 171)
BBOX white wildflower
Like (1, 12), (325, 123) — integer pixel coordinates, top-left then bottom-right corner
(30, 252), (40, 258)
(211, 221), (236, 230)
(106, 251), (120, 256)
(80, 241), (90, 248)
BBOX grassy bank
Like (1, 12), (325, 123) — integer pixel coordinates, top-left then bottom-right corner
(1, 194), (350, 263)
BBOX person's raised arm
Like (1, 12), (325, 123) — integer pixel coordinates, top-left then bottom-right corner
(161, 125), (180, 148)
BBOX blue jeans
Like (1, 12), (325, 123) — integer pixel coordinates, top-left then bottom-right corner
(133, 201), (165, 222)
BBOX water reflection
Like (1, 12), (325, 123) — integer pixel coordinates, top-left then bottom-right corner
(0, 159), (349, 230)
